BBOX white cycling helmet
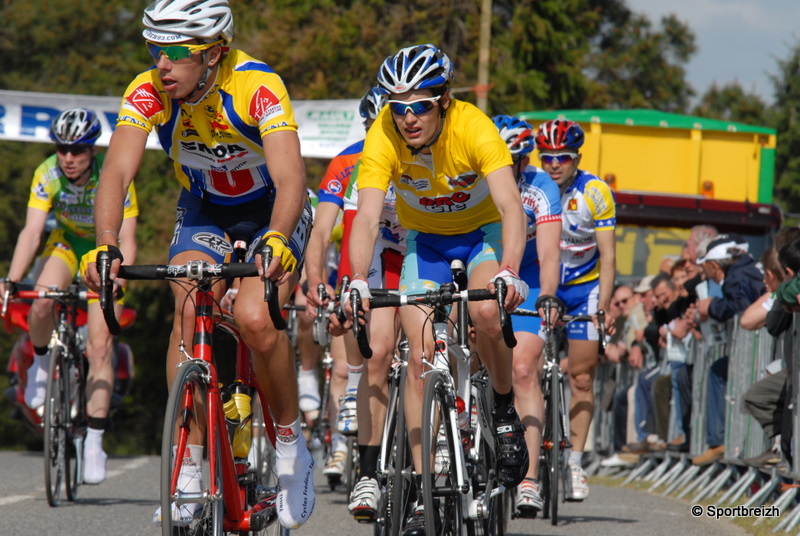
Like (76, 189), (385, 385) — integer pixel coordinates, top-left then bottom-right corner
(377, 44), (454, 95)
(359, 87), (387, 121)
(142, 0), (233, 43)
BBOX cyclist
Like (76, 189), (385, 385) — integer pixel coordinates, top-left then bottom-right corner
(492, 115), (562, 517)
(347, 44), (529, 535)
(338, 100), (407, 522)
(304, 87), (398, 497)
(1, 108), (139, 485)
(80, 0), (314, 529)
(534, 119), (617, 501)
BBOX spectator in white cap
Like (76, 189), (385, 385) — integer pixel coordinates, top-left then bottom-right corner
(692, 233), (765, 465)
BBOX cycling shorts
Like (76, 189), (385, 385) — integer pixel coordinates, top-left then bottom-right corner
(556, 279), (600, 341)
(42, 228), (124, 305)
(514, 259), (543, 337)
(338, 209), (402, 291)
(399, 221), (502, 295)
(42, 228), (93, 276)
(169, 189), (312, 267)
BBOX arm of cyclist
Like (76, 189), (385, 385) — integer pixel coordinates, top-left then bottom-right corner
(345, 187), (384, 321)
(535, 218), (562, 328)
(303, 200), (340, 317)
(83, 125), (148, 291)
(2, 206), (48, 300)
(113, 210), (138, 293)
(485, 166), (527, 310)
(596, 226), (617, 335)
(257, 130), (306, 284)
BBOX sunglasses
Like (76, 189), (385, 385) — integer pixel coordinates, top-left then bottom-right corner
(612, 297), (631, 307)
(539, 152), (578, 165)
(145, 39), (223, 62)
(387, 95), (441, 116)
(55, 144), (92, 156)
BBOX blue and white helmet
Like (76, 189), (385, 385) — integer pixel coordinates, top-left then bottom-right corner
(377, 44), (454, 94)
(49, 108), (101, 145)
(359, 86), (387, 120)
(492, 115), (535, 157)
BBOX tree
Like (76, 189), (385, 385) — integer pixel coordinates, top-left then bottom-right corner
(691, 82), (767, 125)
(584, 10), (696, 111)
(770, 42), (800, 218)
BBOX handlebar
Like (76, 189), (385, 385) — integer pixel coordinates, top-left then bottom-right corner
(1, 281), (97, 318)
(513, 297), (608, 355)
(348, 277), (517, 359)
(97, 246), (285, 335)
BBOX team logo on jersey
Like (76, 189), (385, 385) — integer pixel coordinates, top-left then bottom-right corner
(568, 199), (578, 211)
(327, 180), (342, 194)
(249, 86), (283, 122)
(34, 183), (48, 200)
(419, 192), (470, 213)
(447, 172), (478, 189)
(192, 233), (234, 255)
(399, 174), (430, 190)
(126, 82), (164, 118)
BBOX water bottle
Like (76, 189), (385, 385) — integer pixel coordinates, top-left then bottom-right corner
(231, 383), (252, 459)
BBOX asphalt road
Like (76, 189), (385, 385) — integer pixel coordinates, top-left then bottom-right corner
(0, 450), (746, 535)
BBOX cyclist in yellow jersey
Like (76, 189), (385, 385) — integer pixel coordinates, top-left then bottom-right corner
(1, 108), (139, 485)
(347, 44), (528, 536)
(80, 0), (314, 529)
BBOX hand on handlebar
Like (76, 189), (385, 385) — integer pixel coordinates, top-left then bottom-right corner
(80, 245), (124, 292)
(489, 267), (527, 311)
(256, 231), (296, 284)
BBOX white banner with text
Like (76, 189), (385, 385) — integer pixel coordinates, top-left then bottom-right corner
(0, 90), (362, 159)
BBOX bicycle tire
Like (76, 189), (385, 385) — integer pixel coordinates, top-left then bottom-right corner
(345, 435), (360, 497)
(64, 352), (85, 502)
(548, 368), (560, 526)
(249, 394), (289, 536)
(389, 366), (414, 536)
(420, 370), (463, 536)
(465, 434), (499, 536)
(44, 344), (68, 507)
(160, 361), (222, 536)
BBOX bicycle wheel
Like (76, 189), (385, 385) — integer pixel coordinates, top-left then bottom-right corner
(65, 354), (85, 502)
(160, 361), (223, 536)
(345, 435), (360, 497)
(249, 394), (290, 536)
(44, 345), (68, 507)
(547, 369), (561, 526)
(420, 370), (463, 536)
(465, 434), (500, 536)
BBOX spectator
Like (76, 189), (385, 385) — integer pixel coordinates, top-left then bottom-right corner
(691, 234), (766, 465)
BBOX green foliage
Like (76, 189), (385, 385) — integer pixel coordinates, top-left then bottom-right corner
(691, 83), (767, 125)
(770, 42), (800, 217)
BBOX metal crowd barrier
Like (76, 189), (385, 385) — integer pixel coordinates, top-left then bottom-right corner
(590, 313), (800, 532)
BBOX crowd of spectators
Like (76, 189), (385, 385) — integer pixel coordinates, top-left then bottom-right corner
(598, 224), (800, 474)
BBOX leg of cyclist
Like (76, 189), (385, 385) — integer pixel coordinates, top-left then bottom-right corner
(83, 300), (120, 484)
(349, 305), (399, 521)
(468, 258), (530, 490)
(294, 284), (322, 420)
(564, 339), (596, 500)
(236, 272), (316, 529)
(323, 333), (349, 483)
(511, 330), (545, 517)
(24, 251), (73, 410)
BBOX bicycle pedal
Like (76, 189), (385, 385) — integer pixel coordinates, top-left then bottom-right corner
(248, 494), (278, 531)
(353, 513), (377, 524)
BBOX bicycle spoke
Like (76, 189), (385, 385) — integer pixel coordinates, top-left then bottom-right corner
(44, 346), (66, 507)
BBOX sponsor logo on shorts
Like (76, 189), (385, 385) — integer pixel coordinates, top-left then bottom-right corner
(192, 233), (234, 255)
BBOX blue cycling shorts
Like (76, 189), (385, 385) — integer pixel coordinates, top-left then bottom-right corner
(556, 279), (600, 341)
(399, 221), (503, 295)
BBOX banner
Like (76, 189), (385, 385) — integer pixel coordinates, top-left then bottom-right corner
(0, 89), (362, 159)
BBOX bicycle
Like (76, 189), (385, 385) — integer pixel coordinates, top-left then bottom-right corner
(510, 297), (606, 525)
(349, 262), (517, 536)
(97, 245), (290, 536)
(2, 281), (97, 507)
